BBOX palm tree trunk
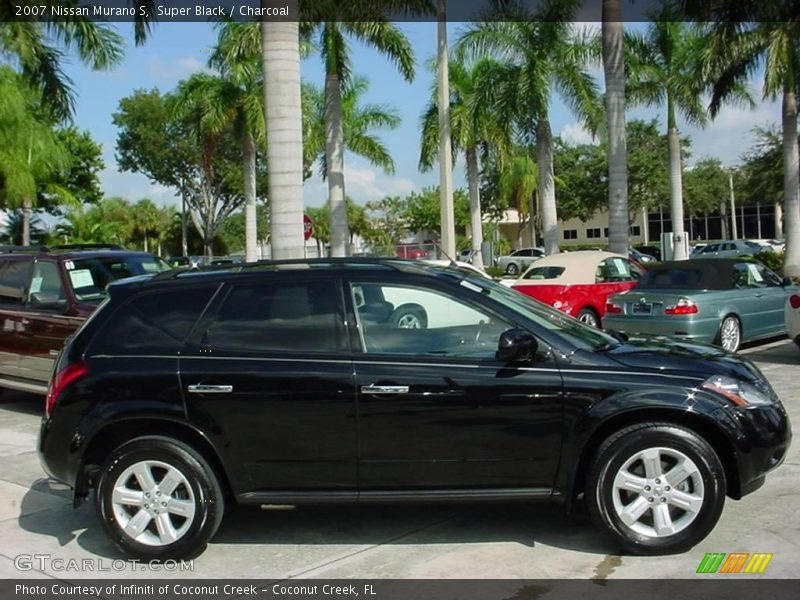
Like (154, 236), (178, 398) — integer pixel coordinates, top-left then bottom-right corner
(602, 4), (629, 255)
(465, 146), (484, 268)
(775, 201), (783, 240)
(21, 198), (31, 245)
(437, 0), (456, 259)
(667, 100), (688, 260)
(537, 118), (559, 255)
(325, 71), (349, 257)
(782, 87), (800, 277)
(243, 132), (258, 262)
(261, 14), (304, 259)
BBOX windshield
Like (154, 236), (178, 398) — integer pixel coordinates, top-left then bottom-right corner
(463, 275), (619, 351)
(67, 255), (172, 301)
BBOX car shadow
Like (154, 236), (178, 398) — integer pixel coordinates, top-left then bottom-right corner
(17, 484), (618, 561)
(0, 390), (44, 417)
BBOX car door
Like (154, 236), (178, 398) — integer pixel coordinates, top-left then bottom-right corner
(348, 275), (564, 495)
(0, 257), (33, 384)
(15, 259), (81, 385)
(751, 264), (793, 337)
(180, 275), (358, 496)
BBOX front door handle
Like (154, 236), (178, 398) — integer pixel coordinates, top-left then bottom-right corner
(361, 384), (410, 395)
(187, 384), (233, 394)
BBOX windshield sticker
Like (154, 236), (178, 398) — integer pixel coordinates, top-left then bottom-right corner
(29, 276), (43, 294)
(460, 280), (483, 293)
(68, 269), (95, 289)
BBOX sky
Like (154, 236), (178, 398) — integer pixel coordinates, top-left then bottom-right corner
(60, 21), (781, 211)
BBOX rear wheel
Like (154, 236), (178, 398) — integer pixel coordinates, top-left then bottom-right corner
(577, 308), (600, 328)
(715, 315), (741, 352)
(96, 436), (224, 560)
(586, 423), (725, 555)
(390, 303), (428, 329)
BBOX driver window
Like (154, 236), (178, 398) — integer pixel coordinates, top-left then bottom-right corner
(28, 261), (65, 307)
(350, 282), (512, 357)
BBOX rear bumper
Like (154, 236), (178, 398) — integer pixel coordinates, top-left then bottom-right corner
(602, 315), (719, 343)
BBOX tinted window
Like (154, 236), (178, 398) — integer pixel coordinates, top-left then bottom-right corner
(67, 255), (171, 301)
(90, 286), (217, 355)
(523, 266), (565, 280)
(0, 259), (32, 304)
(595, 258), (634, 282)
(351, 282), (511, 357)
(205, 281), (344, 354)
(28, 261), (66, 307)
(638, 268), (707, 289)
(702, 244), (718, 253)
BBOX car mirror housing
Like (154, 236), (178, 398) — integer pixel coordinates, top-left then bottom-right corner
(781, 277), (793, 287)
(496, 328), (538, 363)
(29, 292), (67, 311)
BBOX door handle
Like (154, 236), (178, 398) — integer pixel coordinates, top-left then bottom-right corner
(361, 384), (410, 395)
(187, 384), (233, 394)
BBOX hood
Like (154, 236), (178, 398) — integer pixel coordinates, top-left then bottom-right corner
(604, 335), (763, 383)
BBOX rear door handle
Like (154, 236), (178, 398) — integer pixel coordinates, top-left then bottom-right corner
(361, 384), (410, 395)
(187, 384), (233, 394)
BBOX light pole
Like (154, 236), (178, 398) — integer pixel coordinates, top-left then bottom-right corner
(729, 170), (738, 240)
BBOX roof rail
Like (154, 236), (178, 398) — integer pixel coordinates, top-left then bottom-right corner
(49, 244), (124, 251)
(148, 257), (427, 283)
(0, 244), (49, 253)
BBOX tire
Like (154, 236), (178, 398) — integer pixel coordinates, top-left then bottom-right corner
(577, 308), (600, 328)
(714, 315), (741, 352)
(586, 422), (726, 555)
(390, 303), (428, 329)
(96, 436), (225, 560)
(506, 263), (519, 276)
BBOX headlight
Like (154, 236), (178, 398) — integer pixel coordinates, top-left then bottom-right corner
(702, 374), (774, 407)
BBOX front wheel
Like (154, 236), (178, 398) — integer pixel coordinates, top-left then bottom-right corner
(505, 263), (519, 276)
(96, 436), (225, 560)
(390, 303), (428, 329)
(577, 308), (600, 328)
(586, 423), (726, 555)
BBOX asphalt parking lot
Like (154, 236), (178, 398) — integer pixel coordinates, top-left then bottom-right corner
(0, 338), (797, 581)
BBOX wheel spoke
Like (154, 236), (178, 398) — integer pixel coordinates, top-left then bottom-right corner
(613, 469), (647, 493)
(124, 509), (152, 539)
(167, 498), (196, 519)
(159, 468), (184, 496)
(641, 448), (662, 479)
(652, 503), (676, 536)
(155, 513), (178, 544)
(132, 463), (157, 491)
(664, 459), (695, 488)
(668, 490), (703, 514)
(112, 486), (144, 507)
(619, 496), (650, 527)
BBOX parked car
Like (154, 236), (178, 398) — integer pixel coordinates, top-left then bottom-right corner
(458, 249), (477, 263)
(629, 248), (656, 263)
(507, 251), (645, 328)
(0, 245), (171, 394)
(694, 240), (769, 258)
(786, 290), (800, 349)
(39, 258), (790, 559)
(750, 239), (785, 253)
(167, 256), (206, 268)
(421, 259), (492, 279)
(495, 247), (545, 275)
(634, 245), (662, 261)
(605, 259), (797, 352)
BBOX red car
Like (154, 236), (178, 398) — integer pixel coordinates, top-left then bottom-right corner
(506, 251), (645, 328)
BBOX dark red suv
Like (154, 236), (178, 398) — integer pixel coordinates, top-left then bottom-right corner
(0, 245), (170, 394)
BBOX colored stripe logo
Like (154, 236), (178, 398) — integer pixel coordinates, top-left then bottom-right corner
(697, 553), (773, 574)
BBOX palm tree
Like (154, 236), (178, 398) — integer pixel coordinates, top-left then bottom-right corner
(684, 1), (800, 275)
(499, 152), (539, 248)
(261, 13), (304, 259)
(419, 57), (512, 269)
(0, 1), (124, 121)
(626, 13), (752, 260)
(205, 23), (267, 262)
(133, 198), (159, 252)
(602, 0), (629, 255)
(304, 75), (399, 179)
(304, 19), (414, 257)
(456, 0), (602, 255)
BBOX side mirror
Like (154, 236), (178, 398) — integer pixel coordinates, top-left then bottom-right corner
(781, 277), (793, 287)
(29, 291), (67, 311)
(496, 328), (538, 363)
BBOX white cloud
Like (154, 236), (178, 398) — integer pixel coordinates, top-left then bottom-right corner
(146, 54), (209, 80)
(559, 122), (597, 146)
(99, 165), (178, 206)
(303, 165), (419, 207)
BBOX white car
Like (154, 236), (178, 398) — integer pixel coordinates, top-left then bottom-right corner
(421, 259), (492, 279)
(495, 247), (545, 276)
(786, 290), (800, 349)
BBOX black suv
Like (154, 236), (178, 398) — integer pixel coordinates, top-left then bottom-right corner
(0, 245), (170, 394)
(38, 259), (790, 559)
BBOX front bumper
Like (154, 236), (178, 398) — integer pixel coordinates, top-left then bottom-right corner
(711, 401), (791, 499)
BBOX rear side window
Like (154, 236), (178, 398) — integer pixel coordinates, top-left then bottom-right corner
(523, 266), (565, 280)
(0, 259), (32, 304)
(90, 286), (217, 355)
(202, 280), (345, 354)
